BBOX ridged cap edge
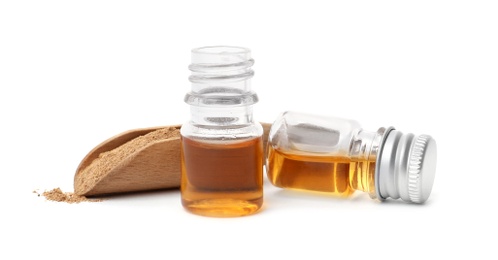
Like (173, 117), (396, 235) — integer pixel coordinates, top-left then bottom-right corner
(407, 135), (431, 203)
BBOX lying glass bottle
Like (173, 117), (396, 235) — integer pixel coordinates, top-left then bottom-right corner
(266, 111), (437, 203)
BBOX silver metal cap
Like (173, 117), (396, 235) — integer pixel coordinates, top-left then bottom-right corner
(376, 129), (437, 204)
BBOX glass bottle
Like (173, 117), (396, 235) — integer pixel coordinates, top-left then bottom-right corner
(266, 111), (437, 203)
(181, 46), (263, 217)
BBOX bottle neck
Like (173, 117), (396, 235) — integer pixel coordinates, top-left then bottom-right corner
(185, 46), (258, 127)
(349, 128), (387, 199)
(189, 106), (255, 126)
(189, 71), (253, 94)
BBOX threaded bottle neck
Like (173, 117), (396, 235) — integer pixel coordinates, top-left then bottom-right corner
(185, 46), (257, 127)
(349, 128), (387, 199)
(186, 46), (257, 108)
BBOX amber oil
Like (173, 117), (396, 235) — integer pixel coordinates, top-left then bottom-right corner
(181, 136), (263, 217)
(267, 146), (376, 197)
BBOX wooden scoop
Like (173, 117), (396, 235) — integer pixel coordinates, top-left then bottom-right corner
(74, 123), (272, 197)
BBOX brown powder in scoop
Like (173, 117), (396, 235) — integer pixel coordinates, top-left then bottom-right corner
(39, 188), (101, 203)
(75, 127), (180, 195)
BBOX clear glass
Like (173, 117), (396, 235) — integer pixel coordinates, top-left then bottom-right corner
(181, 46), (263, 217)
(266, 111), (383, 198)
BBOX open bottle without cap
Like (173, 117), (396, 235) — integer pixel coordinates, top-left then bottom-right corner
(266, 111), (437, 203)
(180, 46), (263, 217)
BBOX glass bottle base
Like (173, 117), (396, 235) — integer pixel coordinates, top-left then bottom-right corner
(182, 197), (263, 217)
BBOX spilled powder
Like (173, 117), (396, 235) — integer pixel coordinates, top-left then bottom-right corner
(38, 188), (102, 203)
(75, 127), (180, 195)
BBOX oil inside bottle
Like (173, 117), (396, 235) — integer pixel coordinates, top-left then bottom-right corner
(267, 146), (376, 196)
(181, 136), (263, 217)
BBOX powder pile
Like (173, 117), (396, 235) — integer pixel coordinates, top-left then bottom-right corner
(40, 188), (101, 203)
(75, 127), (180, 195)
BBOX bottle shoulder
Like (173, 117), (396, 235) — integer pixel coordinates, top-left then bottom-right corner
(181, 121), (263, 140)
(269, 111), (361, 155)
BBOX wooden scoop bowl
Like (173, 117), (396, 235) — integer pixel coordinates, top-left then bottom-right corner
(74, 123), (271, 197)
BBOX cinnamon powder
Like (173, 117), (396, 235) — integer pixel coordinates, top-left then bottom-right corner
(39, 188), (101, 203)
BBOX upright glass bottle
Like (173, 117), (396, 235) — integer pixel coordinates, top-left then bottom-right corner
(181, 46), (263, 217)
(267, 111), (437, 203)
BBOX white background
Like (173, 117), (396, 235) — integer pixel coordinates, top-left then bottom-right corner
(1, 1), (497, 259)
